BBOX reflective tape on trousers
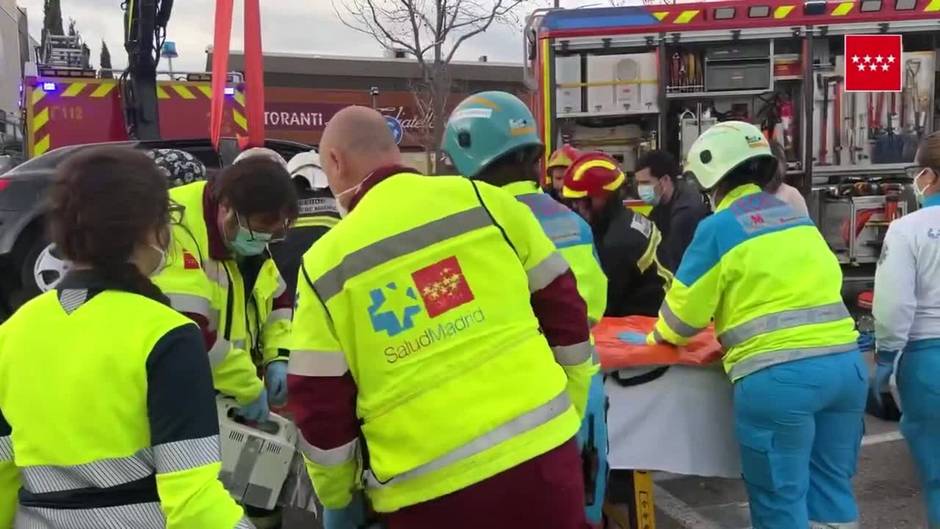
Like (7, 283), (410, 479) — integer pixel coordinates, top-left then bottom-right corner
(527, 252), (569, 292)
(313, 207), (491, 302)
(15, 502), (165, 529)
(153, 435), (220, 474)
(729, 342), (859, 380)
(809, 522), (860, 529)
(20, 449), (154, 494)
(660, 302), (703, 338)
(299, 436), (358, 467)
(718, 302), (851, 348)
(552, 341), (595, 366)
(365, 391), (571, 488)
(288, 349), (349, 377)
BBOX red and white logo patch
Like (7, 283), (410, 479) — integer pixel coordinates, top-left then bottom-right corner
(411, 256), (475, 318)
(844, 35), (903, 93)
(182, 251), (200, 270)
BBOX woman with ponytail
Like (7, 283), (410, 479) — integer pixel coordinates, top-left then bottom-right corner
(0, 147), (252, 528)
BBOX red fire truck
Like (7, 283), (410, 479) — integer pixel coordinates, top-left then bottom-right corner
(524, 0), (938, 281)
(21, 71), (246, 159)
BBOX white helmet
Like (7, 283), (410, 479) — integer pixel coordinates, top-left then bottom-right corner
(684, 121), (773, 190)
(287, 150), (328, 190)
(234, 147), (288, 168)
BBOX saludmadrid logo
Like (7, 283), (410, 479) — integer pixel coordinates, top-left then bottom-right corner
(384, 308), (486, 364)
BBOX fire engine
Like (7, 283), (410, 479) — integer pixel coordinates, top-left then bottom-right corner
(524, 0), (938, 288)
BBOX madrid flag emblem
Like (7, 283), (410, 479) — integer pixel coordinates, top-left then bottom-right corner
(844, 35), (903, 92)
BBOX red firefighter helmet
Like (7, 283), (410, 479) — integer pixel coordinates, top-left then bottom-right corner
(547, 145), (581, 170)
(562, 152), (626, 199)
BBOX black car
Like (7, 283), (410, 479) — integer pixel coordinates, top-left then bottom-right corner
(0, 138), (312, 321)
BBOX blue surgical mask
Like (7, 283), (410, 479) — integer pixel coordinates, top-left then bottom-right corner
(230, 213), (273, 256)
(637, 184), (659, 205)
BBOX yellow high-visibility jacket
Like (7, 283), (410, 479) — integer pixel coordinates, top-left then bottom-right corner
(154, 181), (293, 404)
(0, 273), (249, 528)
(652, 184), (857, 380)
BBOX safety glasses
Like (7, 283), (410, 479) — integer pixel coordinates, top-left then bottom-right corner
(235, 211), (289, 243)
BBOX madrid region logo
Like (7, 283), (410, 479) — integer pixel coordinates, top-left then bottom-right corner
(368, 256), (475, 337)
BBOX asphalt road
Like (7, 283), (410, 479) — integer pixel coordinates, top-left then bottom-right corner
(648, 413), (925, 529)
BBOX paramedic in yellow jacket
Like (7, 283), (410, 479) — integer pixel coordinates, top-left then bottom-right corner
(286, 106), (597, 529)
(625, 122), (864, 529)
(154, 157), (298, 422)
(0, 147), (250, 528)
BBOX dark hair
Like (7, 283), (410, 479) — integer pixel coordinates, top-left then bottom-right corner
(917, 130), (940, 172)
(636, 150), (680, 181)
(50, 147), (170, 304)
(214, 158), (299, 223)
(476, 145), (543, 187)
(715, 155), (777, 196)
(765, 140), (787, 194)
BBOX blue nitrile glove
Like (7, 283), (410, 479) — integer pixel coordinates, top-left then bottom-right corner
(323, 492), (367, 529)
(618, 331), (649, 345)
(237, 389), (270, 422)
(857, 332), (875, 353)
(266, 360), (289, 406)
(872, 349), (898, 404)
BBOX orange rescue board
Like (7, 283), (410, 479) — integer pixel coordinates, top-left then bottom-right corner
(594, 316), (723, 369)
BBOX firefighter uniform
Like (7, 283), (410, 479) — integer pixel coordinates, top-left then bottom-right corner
(653, 122), (863, 529)
(154, 181), (293, 405)
(873, 192), (940, 527)
(287, 168), (597, 516)
(0, 272), (249, 528)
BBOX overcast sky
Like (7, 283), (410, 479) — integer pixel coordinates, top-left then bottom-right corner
(16, 0), (612, 72)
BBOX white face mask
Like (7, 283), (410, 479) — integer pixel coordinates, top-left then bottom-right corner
(913, 168), (931, 203)
(148, 243), (168, 277)
(333, 181), (365, 218)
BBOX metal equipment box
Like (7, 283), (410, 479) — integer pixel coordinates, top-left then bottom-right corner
(586, 52), (659, 115)
(555, 54), (583, 115)
(705, 43), (771, 92)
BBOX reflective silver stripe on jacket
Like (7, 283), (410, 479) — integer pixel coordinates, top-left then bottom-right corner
(203, 261), (230, 289)
(299, 436), (358, 467)
(527, 252), (569, 292)
(660, 302), (703, 338)
(20, 449), (154, 494)
(273, 276), (288, 299)
(0, 435), (12, 462)
(266, 308), (292, 326)
(153, 435), (220, 474)
(235, 517), (257, 529)
(729, 342), (859, 380)
(15, 502), (165, 529)
(167, 293), (219, 330)
(313, 207), (491, 302)
(288, 350), (349, 377)
(365, 390), (571, 488)
(552, 341), (596, 366)
(208, 337), (231, 367)
(718, 302), (851, 348)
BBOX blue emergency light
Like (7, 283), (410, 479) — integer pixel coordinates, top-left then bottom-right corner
(41, 82), (56, 92)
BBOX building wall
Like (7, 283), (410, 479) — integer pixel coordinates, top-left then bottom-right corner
(0, 0), (25, 132)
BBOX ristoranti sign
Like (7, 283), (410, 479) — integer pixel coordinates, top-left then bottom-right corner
(263, 102), (431, 132)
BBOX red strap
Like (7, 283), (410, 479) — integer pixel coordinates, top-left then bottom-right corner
(210, 0), (234, 151)
(241, 0), (265, 149)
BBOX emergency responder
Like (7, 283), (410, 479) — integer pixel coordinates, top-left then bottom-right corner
(563, 151), (672, 317)
(442, 91), (609, 524)
(234, 146), (288, 167)
(270, 150), (339, 299)
(0, 147), (250, 528)
(872, 131), (940, 527)
(153, 158), (298, 422)
(767, 141), (809, 217)
(635, 150), (709, 271)
(627, 121), (864, 529)
(547, 145), (581, 200)
(286, 105), (596, 529)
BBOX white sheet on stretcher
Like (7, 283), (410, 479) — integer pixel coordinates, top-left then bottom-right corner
(605, 364), (742, 478)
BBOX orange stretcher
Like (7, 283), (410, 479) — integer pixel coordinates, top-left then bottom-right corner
(594, 316), (724, 370)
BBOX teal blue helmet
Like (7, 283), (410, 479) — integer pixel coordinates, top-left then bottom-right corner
(442, 91), (544, 178)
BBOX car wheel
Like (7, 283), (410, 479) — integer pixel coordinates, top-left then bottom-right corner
(31, 240), (69, 293)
